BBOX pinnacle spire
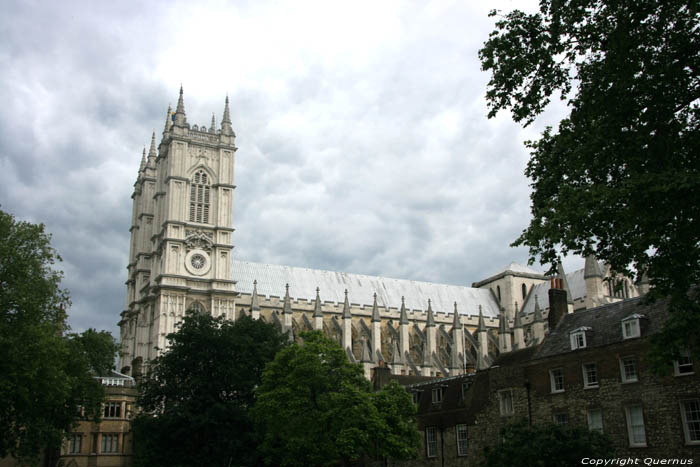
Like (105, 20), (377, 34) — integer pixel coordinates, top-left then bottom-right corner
(251, 280), (261, 311)
(371, 293), (381, 322)
(139, 148), (146, 172)
(147, 131), (157, 167)
(477, 306), (486, 332)
(313, 287), (322, 318)
(452, 302), (460, 327)
(163, 104), (172, 134)
(342, 289), (351, 319)
(221, 95), (234, 136)
(210, 113), (216, 134)
(399, 296), (408, 325)
(173, 86), (187, 127)
(426, 299), (435, 327)
(498, 312), (507, 333)
(513, 301), (523, 328)
(283, 283), (292, 314)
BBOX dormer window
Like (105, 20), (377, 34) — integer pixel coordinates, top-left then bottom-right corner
(570, 327), (591, 350)
(432, 387), (444, 404)
(621, 314), (644, 339)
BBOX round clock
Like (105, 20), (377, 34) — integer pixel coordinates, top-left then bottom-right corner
(184, 249), (211, 276)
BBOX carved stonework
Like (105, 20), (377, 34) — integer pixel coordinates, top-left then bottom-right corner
(184, 230), (214, 252)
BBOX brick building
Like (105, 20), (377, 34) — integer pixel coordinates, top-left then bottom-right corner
(374, 290), (699, 465)
(56, 371), (138, 467)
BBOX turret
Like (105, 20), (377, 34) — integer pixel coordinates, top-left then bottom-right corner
(342, 289), (352, 354)
(512, 302), (525, 350)
(312, 287), (323, 331)
(250, 280), (261, 320)
(450, 302), (464, 373)
(584, 254), (604, 309)
(173, 86), (188, 128)
(370, 293), (382, 363)
(399, 296), (409, 363)
(422, 300), (436, 376)
(282, 284), (293, 341)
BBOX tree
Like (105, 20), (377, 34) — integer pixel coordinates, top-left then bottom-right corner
(132, 312), (288, 467)
(0, 208), (118, 464)
(253, 331), (419, 466)
(479, 1), (700, 365)
(482, 420), (614, 467)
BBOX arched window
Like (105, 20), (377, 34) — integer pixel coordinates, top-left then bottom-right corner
(189, 170), (210, 224)
(522, 283), (527, 299)
(190, 301), (204, 314)
(497, 285), (502, 301)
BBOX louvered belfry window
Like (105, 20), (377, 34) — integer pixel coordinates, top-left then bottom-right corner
(190, 170), (210, 224)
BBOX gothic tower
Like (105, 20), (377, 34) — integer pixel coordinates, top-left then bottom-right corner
(118, 88), (237, 375)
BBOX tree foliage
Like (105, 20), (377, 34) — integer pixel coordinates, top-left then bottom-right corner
(132, 312), (288, 467)
(253, 331), (419, 466)
(482, 420), (614, 467)
(479, 1), (700, 363)
(0, 208), (118, 464)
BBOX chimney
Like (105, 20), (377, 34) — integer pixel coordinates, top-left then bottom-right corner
(548, 287), (568, 330)
(372, 365), (391, 391)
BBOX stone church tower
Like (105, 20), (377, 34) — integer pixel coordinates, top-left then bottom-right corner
(118, 88), (237, 375)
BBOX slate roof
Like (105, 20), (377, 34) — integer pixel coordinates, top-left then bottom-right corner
(535, 296), (666, 359)
(231, 260), (501, 318)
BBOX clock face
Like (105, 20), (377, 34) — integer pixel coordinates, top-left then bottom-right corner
(185, 249), (211, 276)
(190, 253), (206, 270)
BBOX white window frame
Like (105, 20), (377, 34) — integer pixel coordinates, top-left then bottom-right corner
(426, 426), (438, 458)
(549, 368), (564, 393)
(625, 405), (647, 447)
(498, 389), (514, 416)
(620, 356), (638, 383)
(680, 399), (700, 445)
(456, 424), (468, 456)
(674, 349), (694, 376)
(432, 387), (444, 404)
(553, 412), (569, 425)
(622, 319), (640, 339)
(582, 363), (599, 388)
(570, 331), (586, 350)
(621, 314), (644, 339)
(587, 408), (603, 433)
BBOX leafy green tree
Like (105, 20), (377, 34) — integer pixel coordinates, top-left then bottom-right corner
(253, 331), (419, 466)
(0, 208), (118, 464)
(368, 381), (420, 461)
(132, 312), (288, 467)
(479, 1), (700, 364)
(482, 420), (614, 467)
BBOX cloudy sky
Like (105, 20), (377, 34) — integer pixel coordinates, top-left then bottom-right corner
(0, 0), (581, 339)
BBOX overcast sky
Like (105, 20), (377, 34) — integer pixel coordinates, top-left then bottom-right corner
(0, 0), (582, 339)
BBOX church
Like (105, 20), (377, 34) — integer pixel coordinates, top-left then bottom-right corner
(117, 89), (645, 378)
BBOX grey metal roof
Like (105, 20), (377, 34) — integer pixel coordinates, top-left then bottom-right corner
(231, 260), (501, 318)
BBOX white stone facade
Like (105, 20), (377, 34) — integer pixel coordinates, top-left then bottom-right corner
(118, 90), (645, 378)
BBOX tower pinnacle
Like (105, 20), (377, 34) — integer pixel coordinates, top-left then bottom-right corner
(147, 131), (157, 167)
(221, 95), (234, 136)
(173, 86), (187, 127)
